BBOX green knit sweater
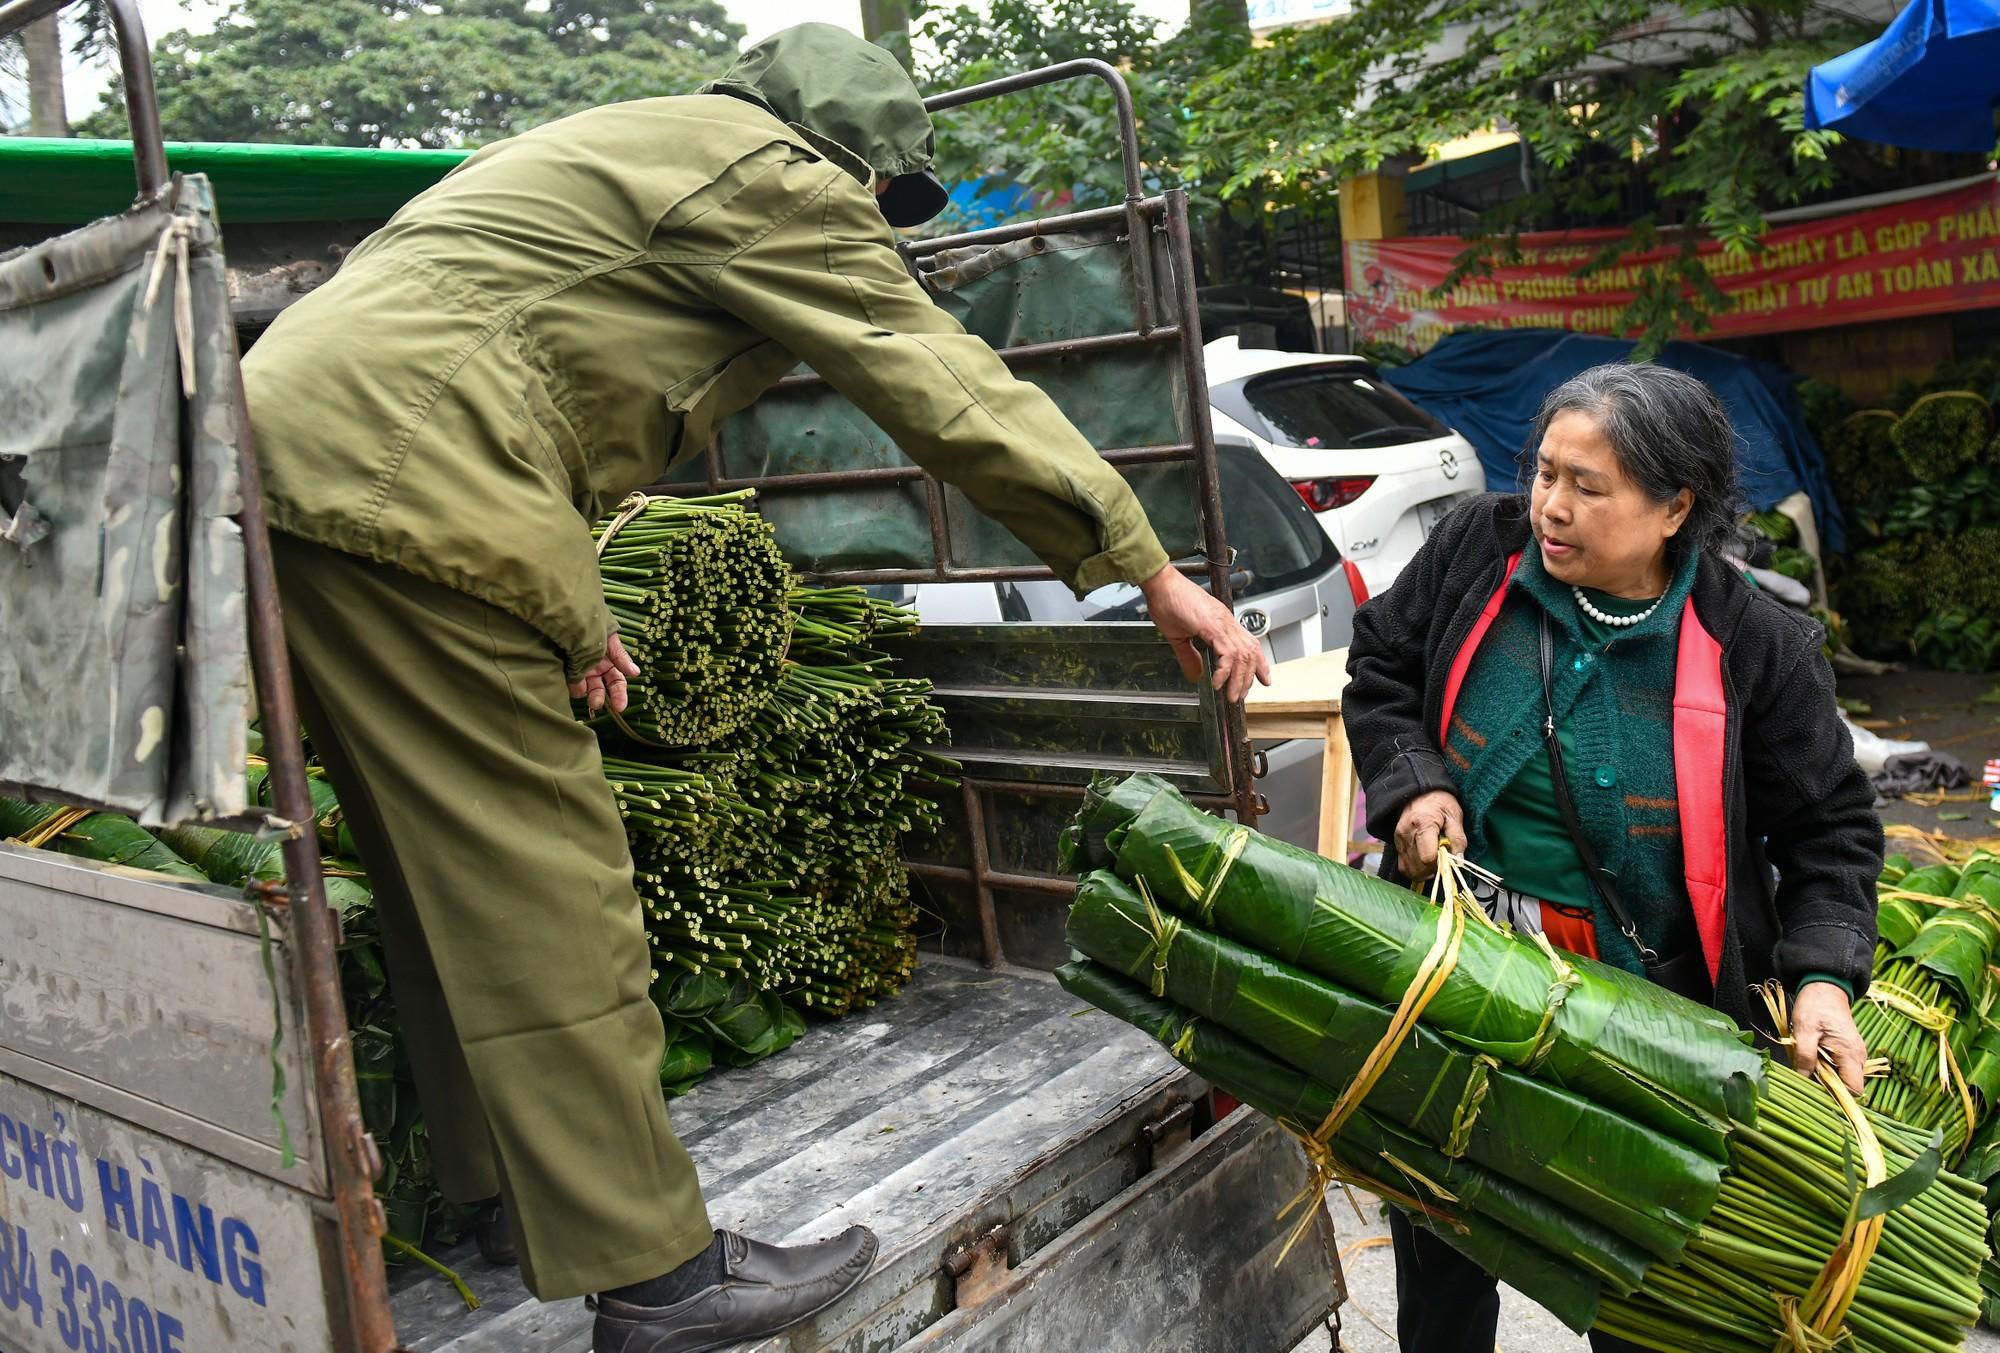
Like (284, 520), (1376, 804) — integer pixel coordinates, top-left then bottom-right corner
(1441, 544), (1700, 973)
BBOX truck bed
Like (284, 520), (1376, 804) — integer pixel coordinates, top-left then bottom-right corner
(387, 957), (1340, 1352)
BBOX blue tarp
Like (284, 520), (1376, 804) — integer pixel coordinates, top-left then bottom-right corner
(1381, 330), (1847, 552)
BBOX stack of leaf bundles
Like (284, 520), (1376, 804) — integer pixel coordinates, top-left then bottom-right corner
(1868, 854), (2000, 1328)
(1857, 854), (2000, 1167)
(1058, 774), (1987, 1353)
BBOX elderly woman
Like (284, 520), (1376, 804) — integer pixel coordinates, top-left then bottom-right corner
(1343, 363), (1880, 1353)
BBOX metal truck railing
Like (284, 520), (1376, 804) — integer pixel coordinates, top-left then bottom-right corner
(0, 1), (396, 1346)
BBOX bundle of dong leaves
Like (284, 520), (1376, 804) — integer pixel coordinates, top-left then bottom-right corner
(587, 492), (955, 1089)
(1059, 773), (1987, 1353)
(1866, 852), (2000, 1326)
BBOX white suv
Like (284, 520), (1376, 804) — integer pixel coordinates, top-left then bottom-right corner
(1205, 336), (1486, 601)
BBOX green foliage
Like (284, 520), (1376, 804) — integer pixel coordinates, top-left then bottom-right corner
(913, 0), (1251, 230)
(1893, 392), (1996, 486)
(1742, 508), (1797, 546)
(1184, 0), (1874, 354)
(1913, 607), (2000, 674)
(82, 0), (742, 146)
(1767, 545), (1815, 583)
(1838, 526), (2000, 667)
(1856, 466), (2000, 542)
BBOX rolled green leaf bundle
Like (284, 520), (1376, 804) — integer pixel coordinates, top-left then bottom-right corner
(1087, 774), (1764, 1156)
(0, 797), (205, 880)
(590, 492), (795, 748)
(1066, 869), (1717, 1264)
(1054, 958), (1611, 1332)
(1068, 775), (1990, 1353)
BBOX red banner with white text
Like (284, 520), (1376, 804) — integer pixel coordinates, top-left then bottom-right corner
(1344, 177), (2000, 351)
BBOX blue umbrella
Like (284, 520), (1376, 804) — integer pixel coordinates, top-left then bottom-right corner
(1804, 0), (2000, 153)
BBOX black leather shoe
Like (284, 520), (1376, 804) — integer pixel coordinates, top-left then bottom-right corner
(472, 1197), (517, 1267)
(591, 1226), (878, 1353)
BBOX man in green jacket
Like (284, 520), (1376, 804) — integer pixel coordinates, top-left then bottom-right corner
(243, 23), (1265, 1352)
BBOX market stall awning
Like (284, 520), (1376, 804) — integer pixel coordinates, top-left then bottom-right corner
(1805, 0), (2000, 153)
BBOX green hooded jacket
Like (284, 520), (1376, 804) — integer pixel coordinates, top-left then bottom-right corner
(242, 24), (1170, 677)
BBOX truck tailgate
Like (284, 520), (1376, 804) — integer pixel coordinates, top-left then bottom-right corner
(389, 958), (1339, 1352)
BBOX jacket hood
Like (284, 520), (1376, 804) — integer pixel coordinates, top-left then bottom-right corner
(703, 24), (937, 188)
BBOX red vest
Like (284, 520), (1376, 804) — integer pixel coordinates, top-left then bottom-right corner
(1436, 553), (1729, 982)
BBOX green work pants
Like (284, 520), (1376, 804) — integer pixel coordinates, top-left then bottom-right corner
(270, 532), (714, 1300)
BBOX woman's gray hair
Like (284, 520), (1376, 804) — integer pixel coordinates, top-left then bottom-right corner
(1524, 363), (1740, 553)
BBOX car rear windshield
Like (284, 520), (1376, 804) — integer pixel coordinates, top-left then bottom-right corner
(1218, 366), (1447, 450)
(980, 447), (1338, 621)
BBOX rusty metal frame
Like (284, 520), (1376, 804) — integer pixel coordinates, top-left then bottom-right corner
(0, 1), (395, 1347)
(679, 64), (1257, 969)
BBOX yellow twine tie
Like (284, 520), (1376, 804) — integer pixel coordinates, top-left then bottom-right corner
(1864, 979), (1979, 1151)
(594, 492), (656, 558)
(1271, 846), (1480, 1266)
(11, 804), (93, 850)
(1759, 983), (1888, 1350)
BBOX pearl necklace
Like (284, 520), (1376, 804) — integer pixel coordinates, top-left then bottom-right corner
(1573, 585), (1662, 628)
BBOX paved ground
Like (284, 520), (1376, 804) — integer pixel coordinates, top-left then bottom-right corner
(1289, 667), (2000, 1351)
(1842, 666), (2000, 849)
(1291, 1189), (2000, 1353)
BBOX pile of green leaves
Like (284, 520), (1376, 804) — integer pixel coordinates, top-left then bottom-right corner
(1062, 774), (1988, 1352)
(0, 797), (206, 879)
(1743, 508), (1799, 547)
(0, 768), (470, 1258)
(1855, 468), (2000, 543)
(1768, 546), (1817, 584)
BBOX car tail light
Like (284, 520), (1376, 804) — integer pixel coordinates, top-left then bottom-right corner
(1289, 475), (1377, 513)
(1343, 558), (1370, 606)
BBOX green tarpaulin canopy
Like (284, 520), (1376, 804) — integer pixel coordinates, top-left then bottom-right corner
(0, 138), (467, 225)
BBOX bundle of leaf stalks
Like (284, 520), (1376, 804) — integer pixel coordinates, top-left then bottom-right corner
(1858, 854), (2000, 1167)
(589, 500), (954, 1088)
(590, 491), (795, 747)
(1866, 853), (2000, 1327)
(1893, 393), (1995, 486)
(1059, 773), (1987, 1352)
(1863, 527), (2000, 671)
(603, 588), (947, 1018)
(1830, 410), (1907, 507)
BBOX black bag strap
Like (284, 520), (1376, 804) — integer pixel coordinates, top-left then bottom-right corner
(1538, 611), (1659, 966)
